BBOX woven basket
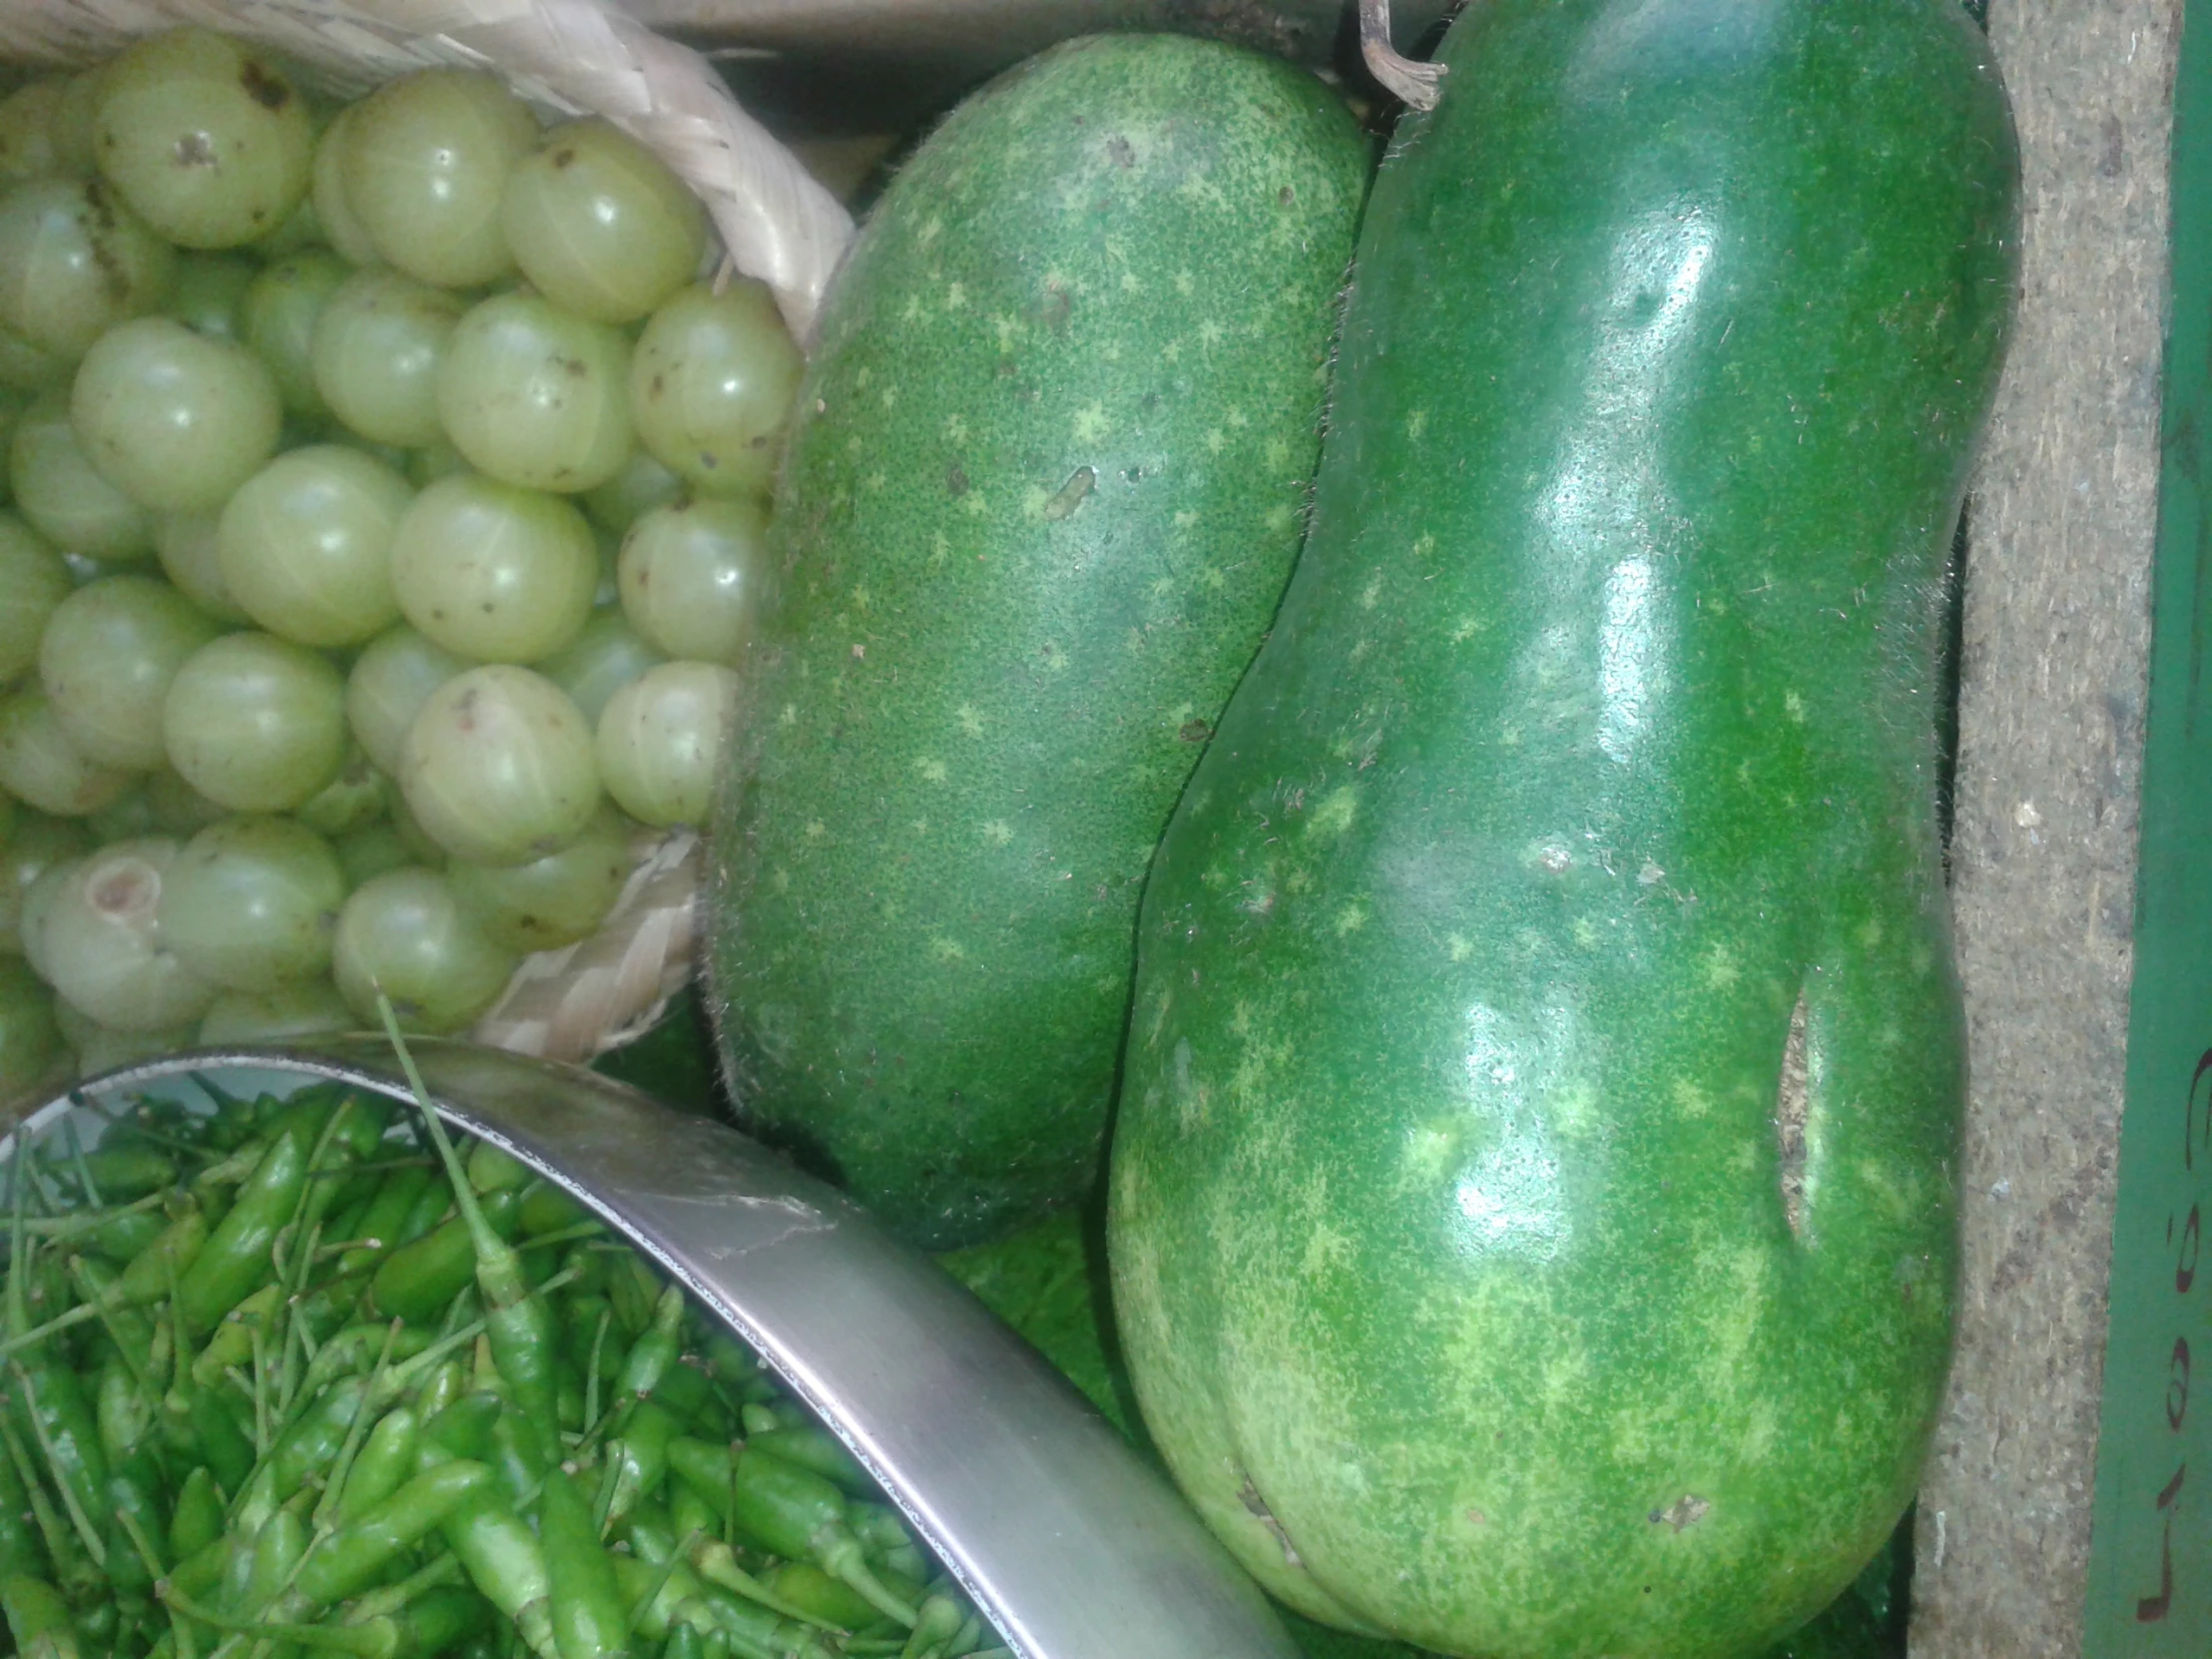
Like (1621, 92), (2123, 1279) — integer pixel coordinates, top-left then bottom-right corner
(0, 0), (857, 1066)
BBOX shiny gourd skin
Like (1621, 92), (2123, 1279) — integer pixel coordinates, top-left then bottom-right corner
(1107, 3), (2019, 1656)
(708, 36), (1369, 1248)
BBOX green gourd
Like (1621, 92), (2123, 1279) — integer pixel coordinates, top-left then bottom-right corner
(1107, 2), (2018, 1655)
(707, 35), (1369, 1248)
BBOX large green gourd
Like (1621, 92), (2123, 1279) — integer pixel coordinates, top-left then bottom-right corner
(707, 35), (1369, 1248)
(1107, 2), (2018, 1655)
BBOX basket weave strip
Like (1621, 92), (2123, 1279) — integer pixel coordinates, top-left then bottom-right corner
(472, 827), (701, 1062)
(0, 0), (855, 335)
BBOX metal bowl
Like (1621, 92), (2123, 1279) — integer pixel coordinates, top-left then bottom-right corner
(2, 1036), (1296, 1659)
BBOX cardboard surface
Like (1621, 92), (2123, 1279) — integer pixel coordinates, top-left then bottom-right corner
(1910, 1), (2180, 1653)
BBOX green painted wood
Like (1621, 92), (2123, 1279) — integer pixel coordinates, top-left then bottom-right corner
(2079, 4), (2212, 1649)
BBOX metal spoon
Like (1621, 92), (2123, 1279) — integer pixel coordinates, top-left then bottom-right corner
(6, 1037), (1298, 1659)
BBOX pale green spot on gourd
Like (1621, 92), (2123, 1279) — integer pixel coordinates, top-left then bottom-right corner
(1910, 942), (1934, 976)
(1447, 933), (1473, 963)
(961, 491), (988, 516)
(1199, 319), (1226, 346)
(1348, 638), (1372, 664)
(1264, 504), (1296, 535)
(1571, 917), (1599, 949)
(1784, 690), (1806, 723)
(1672, 1078), (1713, 1118)
(1406, 409), (1428, 440)
(930, 936), (966, 962)
(1226, 406), (1249, 429)
(980, 820), (1013, 845)
(864, 471), (886, 491)
(992, 315), (1020, 352)
(1162, 339), (1183, 364)
(899, 294), (924, 323)
(1266, 436), (1293, 469)
(1704, 943), (1740, 989)
(880, 385), (899, 409)
(1334, 903), (1367, 937)
(1120, 271), (1143, 293)
(1305, 786), (1359, 842)
(850, 585), (871, 611)
(909, 819), (929, 836)
(1040, 642), (1070, 672)
(1858, 916), (1885, 949)
(916, 757), (948, 784)
(943, 281), (967, 310)
(1360, 574), (1382, 611)
(1174, 270), (1196, 296)
(956, 705), (984, 738)
(916, 216), (942, 246)
(1072, 402), (1111, 443)
(780, 703), (799, 726)
(944, 414), (968, 443)
(1173, 509), (1199, 528)
(1203, 567), (1227, 591)
(804, 821), (827, 840)
(1413, 533), (1437, 557)
(1302, 1221), (1354, 1278)
(1205, 429), (1227, 454)
(1020, 484), (1051, 521)
(1401, 1121), (1462, 1187)
(771, 867), (791, 892)
(929, 532), (951, 567)
(1450, 616), (1482, 644)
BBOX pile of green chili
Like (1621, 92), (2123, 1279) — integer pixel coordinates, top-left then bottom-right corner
(0, 1054), (1003, 1659)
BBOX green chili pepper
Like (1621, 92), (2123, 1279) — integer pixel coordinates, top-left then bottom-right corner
(438, 1490), (556, 1659)
(367, 1190), (524, 1328)
(276, 1458), (493, 1615)
(333, 1166), (436, 1282)
(613, 1288), (684, 1410)
(613, 1551), (707, 1643)
(760, 1563), (912, 1634)
(518, 1185), (591, 1241)
(722, 1448), (915, 1628)
(539, 1464), (632, 1659)
(650, 1365), (727, 1437)
(0, 1572), (82, 1659)
(53, 1143), (177, 1205)
(101, 1448), (167, 1595)
(0, 1422), (49, 1582)
(239, 1494), (310, 1619)
(742, 1428), (870, 1500)
(604, 1401), (680, 1532)
(79, 1206), (169, 1268)
(333, 1403), (420, 1524)
(97, 1351), (156, 1466)
(168, 1464), (224, 1562)
(173, 1123), (311, 1339)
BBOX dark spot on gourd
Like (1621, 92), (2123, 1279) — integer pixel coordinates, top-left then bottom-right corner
(1105, 134), (1136, 168)
(1279, 185), (1296, 206)
(1034, 282), (1072, 337)
(1238, 1476), (1302, 1566)
(1042, 466), (1094, 521)
(239, 60), (291, 110)
(1178, 719), (1211, 744)
(946, 462), (970, 497)
(1649, 1495), (1709, 1531)
(551, 147), (577, 170)
(175, 132), (219, 167)
(649, 374), (665, 396)
(562, 357), (587, 377)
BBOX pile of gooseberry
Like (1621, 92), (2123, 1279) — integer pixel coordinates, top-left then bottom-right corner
(0, 27), (799, 1087)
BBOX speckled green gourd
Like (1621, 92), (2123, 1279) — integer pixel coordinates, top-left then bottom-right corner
(1107, 3), (2017, 1656)
(706, 35), (1369, 1249)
